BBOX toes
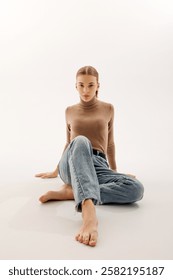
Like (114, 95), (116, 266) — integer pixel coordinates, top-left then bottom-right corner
(75, 231), (97, 246)
(39, 195), (46, 203)
(75, 232), (89, 244)
(39, 191), (52, 203)
(83, 233), (90, 245)
(75, 234), (79, 241)
(39, 191), (53, 203)
(75, 233), (82, 242)
(78, 235), (83, 243)
(89, 239), (97, 246)
(89, 232), (97, 247)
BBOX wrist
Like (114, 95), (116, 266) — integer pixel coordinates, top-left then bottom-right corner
(54, 166), (58, 176)
(112, 169), (117, 172)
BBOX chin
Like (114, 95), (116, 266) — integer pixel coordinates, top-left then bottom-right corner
(82, 96), (95, 102)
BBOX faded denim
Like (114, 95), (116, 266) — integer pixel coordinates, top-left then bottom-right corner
(58, 136), (144, 212)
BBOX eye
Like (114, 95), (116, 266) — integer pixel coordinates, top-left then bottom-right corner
(88, 85), (93, 87)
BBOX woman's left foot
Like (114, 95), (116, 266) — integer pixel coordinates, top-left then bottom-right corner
(39, 184), (74, 203)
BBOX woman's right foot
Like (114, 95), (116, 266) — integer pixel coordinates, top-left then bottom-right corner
(75, 199), (98, 247)
(39, 184), (74, 203)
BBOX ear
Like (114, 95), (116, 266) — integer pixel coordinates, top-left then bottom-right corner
(97, 83), (100, 88)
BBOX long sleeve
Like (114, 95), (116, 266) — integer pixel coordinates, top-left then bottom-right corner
(107, 105), (117, 171)
(61, 99), (117, 171)
(61, 107), (71, 155)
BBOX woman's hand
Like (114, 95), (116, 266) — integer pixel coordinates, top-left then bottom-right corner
(126, 173), (136, 178)
(112, 169), (136, 178)
(112, 169), (136, 179)
(35, 167), (58, 179)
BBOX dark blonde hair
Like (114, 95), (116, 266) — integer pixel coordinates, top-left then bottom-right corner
(76, 66), (99, 97)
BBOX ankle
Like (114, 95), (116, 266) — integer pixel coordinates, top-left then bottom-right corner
(82, 199), (94, 208)
(82, 199), (97, 219)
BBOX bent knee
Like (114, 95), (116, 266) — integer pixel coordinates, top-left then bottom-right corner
(131, 179), (144, 202)
(73, 135), (89, 143)
(70, 135), (91, 149)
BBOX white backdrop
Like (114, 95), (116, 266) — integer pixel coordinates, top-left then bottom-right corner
(0, 0), (173, 185)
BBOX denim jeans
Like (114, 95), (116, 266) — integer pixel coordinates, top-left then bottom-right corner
(58, 136), (144, 212)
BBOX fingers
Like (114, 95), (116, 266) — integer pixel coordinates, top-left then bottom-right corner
(35, 173), (44, 177)
(35, 173), (49, 178)
(126, 173), (136, 178)
(40, 175), (48, 178)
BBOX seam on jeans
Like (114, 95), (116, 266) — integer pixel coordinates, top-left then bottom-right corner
(69, 149), (86, 198)
(58, 160), (70, 185)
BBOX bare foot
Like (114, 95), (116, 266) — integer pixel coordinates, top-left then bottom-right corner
(39, 184), (74, 203)
(75, 199), (98, 247)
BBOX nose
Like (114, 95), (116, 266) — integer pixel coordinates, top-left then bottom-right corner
(83, 87), (88, 93)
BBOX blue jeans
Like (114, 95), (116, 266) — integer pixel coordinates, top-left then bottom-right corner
(58, 136), (144, 212)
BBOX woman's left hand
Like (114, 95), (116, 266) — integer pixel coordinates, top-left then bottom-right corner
(126, 173), (136, 178)
(111, 169), (136, 178)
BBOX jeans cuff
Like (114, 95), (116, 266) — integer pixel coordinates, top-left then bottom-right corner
(75, 198), (98, 212)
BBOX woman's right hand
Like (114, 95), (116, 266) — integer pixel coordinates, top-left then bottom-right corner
(35, 167), (58, 179)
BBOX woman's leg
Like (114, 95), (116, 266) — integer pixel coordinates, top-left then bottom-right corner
(75, 199), (98, 247)
(58, 135), (100, 211)
(40, 136), (100, 208)
(100, 174), (144, 204)
(58, 135), (100, 246)
(93, 156), (144, 204)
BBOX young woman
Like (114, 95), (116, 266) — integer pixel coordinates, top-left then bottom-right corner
(35, 66), (144, 247)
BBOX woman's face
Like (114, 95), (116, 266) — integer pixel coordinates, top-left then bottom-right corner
(76, 75), (99, 102)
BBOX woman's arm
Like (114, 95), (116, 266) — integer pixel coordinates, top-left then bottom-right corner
(107, 104), (117, 171)
(107, 144), (117, 172)
(35, 166), (58, 179)
(35, 108), (70, 179)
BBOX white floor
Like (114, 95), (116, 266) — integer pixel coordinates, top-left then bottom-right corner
(0, 173), (173, 260)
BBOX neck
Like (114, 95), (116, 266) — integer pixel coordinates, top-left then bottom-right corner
(79, 95), (98, 109)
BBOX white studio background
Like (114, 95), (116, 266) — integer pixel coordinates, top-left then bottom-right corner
(0, 0), (173, 185)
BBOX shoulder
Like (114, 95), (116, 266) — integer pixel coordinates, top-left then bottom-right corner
(98, 100), (115, 112)
(65, 103), (80, 115)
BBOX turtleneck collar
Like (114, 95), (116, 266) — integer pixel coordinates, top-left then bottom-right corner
(79, 95), (98, 109)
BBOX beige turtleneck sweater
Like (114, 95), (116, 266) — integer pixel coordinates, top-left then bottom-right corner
(64, 96), (117, 171)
